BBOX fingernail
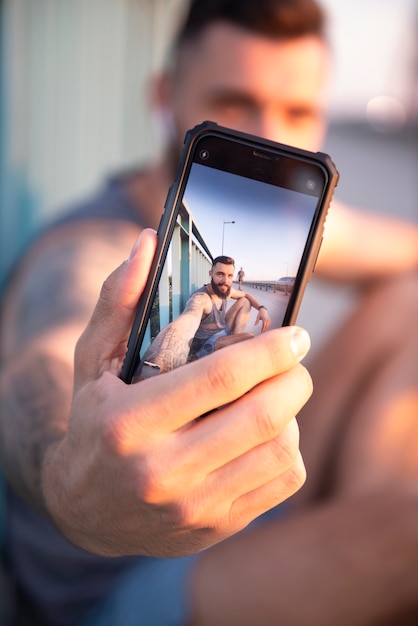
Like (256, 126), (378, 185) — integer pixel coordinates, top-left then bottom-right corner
(290, 327), (311, 361)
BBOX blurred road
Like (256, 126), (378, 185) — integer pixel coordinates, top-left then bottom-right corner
(230, 283), (291, 334)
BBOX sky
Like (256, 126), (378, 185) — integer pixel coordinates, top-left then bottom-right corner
(183, 163), (320, 282)
(320, 0), (417, 123)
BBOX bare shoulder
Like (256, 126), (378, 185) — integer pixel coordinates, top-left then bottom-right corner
(183, 290), (213, 315)
(1, 219), (141, 356)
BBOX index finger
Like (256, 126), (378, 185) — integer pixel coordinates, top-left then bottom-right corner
(126, 325), (311, 432)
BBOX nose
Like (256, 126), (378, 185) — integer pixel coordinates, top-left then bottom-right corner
(244, 108), (325, 152)
(245, 110), (287, 145)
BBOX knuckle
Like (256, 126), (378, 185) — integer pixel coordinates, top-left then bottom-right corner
(97, 272), (119, 311)
(251, 367), (312, 442)
(284, 363), (313, 411)
(100, 273), (114, 298)
(205, 356), (243, 397)
(135, 464), (168, 505)
(269, 418), (301, 468)
(254, 404), (279, 440)
(100, 410), (131, 456)
(82, 405), (184, 507)
(132, 448), (178, 506)
(282, 454), (307, 494)
(299, 364), (314, 399)
(166, 500), (206, 531)
(100, 402), (147, 458)
(73, 334), (85, 364)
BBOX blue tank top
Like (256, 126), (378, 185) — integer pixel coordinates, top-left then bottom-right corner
(4, 171), (147, 626)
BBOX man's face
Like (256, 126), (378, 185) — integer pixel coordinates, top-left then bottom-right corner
(210, 262), (235, 299)
(168, 22), (330, 153)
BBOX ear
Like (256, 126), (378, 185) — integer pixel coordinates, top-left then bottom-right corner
(149, 72), (174, 114)
(148, 72), (177, 143)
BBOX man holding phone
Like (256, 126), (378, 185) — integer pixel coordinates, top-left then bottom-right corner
(1, 1), (418, 625)
(137, 255), (271, 378)
(187, 255), (271, 357)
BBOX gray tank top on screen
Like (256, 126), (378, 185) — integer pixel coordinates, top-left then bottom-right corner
(189, 286), (228, 355)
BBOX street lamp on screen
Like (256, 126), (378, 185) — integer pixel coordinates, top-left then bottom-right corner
(221, 220), (235, 254)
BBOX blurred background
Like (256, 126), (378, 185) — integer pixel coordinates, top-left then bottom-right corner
(0, 0), (417, 345)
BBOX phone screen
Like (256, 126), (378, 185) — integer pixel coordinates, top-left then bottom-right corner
(121, 125), (337, 383)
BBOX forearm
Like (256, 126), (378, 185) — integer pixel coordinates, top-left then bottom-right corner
(142, 326), (192, 372)
(0, 225), (139, 514)
(317, 200), (418, 282)
(0, 346), (73, 516)
(142, 315), (201, 373)
(242, 293), (270, 330)
(188, 491), (418, 626)
(243, 292), (264, 310)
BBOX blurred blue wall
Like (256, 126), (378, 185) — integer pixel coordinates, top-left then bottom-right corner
(0, 0), (185, 287)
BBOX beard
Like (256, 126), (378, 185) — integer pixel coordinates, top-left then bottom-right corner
(211, 278), (231, 299)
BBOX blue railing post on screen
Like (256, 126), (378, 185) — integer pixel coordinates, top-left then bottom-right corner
(156, 204), (212, 338)
(139, 203), (212, 360)
(179, 212), (191, 312)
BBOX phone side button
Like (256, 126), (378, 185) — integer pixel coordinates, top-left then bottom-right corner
(156, 213), (164, 232)
(310, 237), (323, 277)
(164, 185), (174, 209)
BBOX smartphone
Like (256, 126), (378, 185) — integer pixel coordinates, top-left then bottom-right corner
(120, 121), (338, 383)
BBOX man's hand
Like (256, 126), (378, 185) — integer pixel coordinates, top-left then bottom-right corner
(42, 229), (313, 558)
(255, 306), (271, 332)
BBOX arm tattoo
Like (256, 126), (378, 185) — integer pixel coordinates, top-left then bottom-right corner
(0, 352), (73, 515)
(3, 222), (138, 352)
(182, 292), (211, 315)
(142, 292), (210, 373)
(0, 221), (136, 513)
(142, 324), (194, 372)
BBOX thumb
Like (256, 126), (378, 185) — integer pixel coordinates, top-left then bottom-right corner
(74, 228), (158, 385)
